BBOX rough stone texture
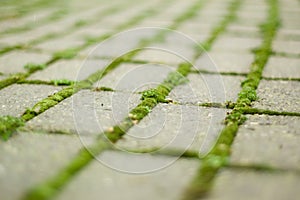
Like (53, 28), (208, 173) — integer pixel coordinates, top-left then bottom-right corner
(79, 28), (159, 58)
(28, 58), (109, 81)
(0, 50), (51, 74)
(0, 4), (116, 46)
(57, 151), (200, 200)
(230, 115), (300, 170)
(0, 132), (92, 200)
(169, 74), (244, 104)
(116, 104), (227, 154)
(211, 36), (261, 52)
(263, 56), (300, 78)
(94, 63), (173, 92)
(24, 90), (141, 136)
(206, 169), (300, 200)
(0, 0), (299, 199)
(133, 49), (186, 65)
(33, 35), (86, 53)
(272, 40), (300, 54)
(0, 84), (62, 117)
(253, 80), (300, 113)
(195, 51), (253, 73)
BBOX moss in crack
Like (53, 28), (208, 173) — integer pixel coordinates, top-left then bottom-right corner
(182, 0), (280, 199)
(0, 73), (28, 90)
(0, 44), (24, 55)
(24, 63), (46, 73)
(74, 20), (88, 27)
(240, 108), (300, 117)
(53, 48), (78, 60)
(21, 87), (75, 121)
(104, 118), (133, 143)
(0, 116), (24, 140)
(92, 86), (114, 92)
(50, 79), (75, 86)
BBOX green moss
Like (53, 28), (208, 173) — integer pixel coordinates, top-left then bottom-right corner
(74, 20), (88, 27)
(24, 63), (46, 73)
(0, 116), (24, 140)
(50, 79), (75, 86)
(240, 108), (300, 117)
(0, 44), (24, 55)
(182, 0), (280, 199)
(199, 102), (227, 109)
(0, 73), (28, 89)
(21, 87), (75, 121)
(92, 86), (114, 92)
(53, 48), (78, 60)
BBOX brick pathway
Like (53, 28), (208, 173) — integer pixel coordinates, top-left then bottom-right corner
(0, 0), (299, 200)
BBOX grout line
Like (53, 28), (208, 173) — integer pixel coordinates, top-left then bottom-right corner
(240, 107), (300, 117)
(181, 0), (281, 199)
(225, 163), (300, 175)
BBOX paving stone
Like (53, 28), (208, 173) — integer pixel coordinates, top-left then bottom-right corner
(177, 23), (215, 35)
(68, 25), (111, 39)
(0, 8), (55, 32)
(100, 1), (157, 26)
(195, 51), (253, 73)
(134, 47), (193, 65)
(79, 28), (159, 58)
(211, 36), (261, 52)
(0, 6), (106, 46)
(276, 29), (300, 41)
(57, 151), (200, 200)
(0, 50), (51, 74)
(230, 115), (300, 170)
(28, 58), (109, 81)
(253, 80), (300, 113)
(226, 25), (261, 38)
(205, 169), (300, 200)
(0, 84), (63, 117)
(116, 104), (226, 154)
(33, 34), (86, 52)
(24, 90), (141, 136)
(169, 74), (244, 104)
(94, 63), (173, 92)
(0, 132), (92, 200)
(263, 56), (300, 78)
(273, 40), (300, 54)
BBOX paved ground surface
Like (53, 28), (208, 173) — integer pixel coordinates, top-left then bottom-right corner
(0, 0), (299, 200)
